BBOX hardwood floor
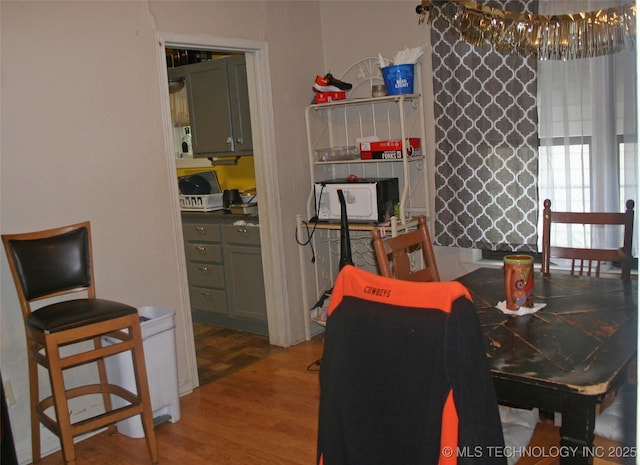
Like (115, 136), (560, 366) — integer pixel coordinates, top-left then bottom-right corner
(35, 333), (324, 465)
(30, 331), (627, 465)
(514, 423), (632, 465)
(193, 323), (284, 386)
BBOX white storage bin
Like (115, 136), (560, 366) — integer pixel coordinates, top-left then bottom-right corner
(103, 306), (181, 438)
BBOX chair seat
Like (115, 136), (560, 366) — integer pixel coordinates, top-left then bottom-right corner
(26, 299), (137, 333)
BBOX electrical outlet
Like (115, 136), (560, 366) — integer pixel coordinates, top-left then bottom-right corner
(3, 380), (16, 406)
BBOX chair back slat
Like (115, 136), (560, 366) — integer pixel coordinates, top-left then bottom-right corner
(541, 199), (635, 279)
(372, 215), (440, 282)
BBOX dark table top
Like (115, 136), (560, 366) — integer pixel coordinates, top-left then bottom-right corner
(457, 268), (637, 397)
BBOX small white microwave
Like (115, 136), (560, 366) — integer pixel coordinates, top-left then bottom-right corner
(313, 178), (399, 223)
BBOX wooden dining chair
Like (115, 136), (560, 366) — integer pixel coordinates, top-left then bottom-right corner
(2, 221), (158, 465)
(541, 199), (635, 279)
(371, 215), (440, 282)
(372, 219), (538, 463)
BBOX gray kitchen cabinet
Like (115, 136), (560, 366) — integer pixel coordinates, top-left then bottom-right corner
(181, 218), (227, 322)
(221, 224), (267, 326)
(181, 213), (267, 335)
(176, 55), (252, 157)
(227, 56), (252, 155)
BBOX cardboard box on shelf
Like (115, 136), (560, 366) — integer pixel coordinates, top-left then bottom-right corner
(314, 92), (347, 104)
(360, 138), (422, 160)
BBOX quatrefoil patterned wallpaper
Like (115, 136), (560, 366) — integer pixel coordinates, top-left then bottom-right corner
(430, 0), (540, 252)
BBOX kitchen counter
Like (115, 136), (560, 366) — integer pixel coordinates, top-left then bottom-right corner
(181, 210), (259, 224)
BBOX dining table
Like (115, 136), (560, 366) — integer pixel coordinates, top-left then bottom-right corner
(456, 267), (637, 465)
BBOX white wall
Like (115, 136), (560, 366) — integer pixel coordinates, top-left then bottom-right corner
(0, 1), (323, 461)
(0, 1), (470, 462)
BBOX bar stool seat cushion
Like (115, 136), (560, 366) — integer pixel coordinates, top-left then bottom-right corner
(26, 299), (137, 334)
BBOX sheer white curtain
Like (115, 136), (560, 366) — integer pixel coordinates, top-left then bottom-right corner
(537, 0), (638, 256)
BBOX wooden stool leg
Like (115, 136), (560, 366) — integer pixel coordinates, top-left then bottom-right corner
(27, 352), (42, 463)
(94, 337), (117, 435)
(130, 322), (159, 464)
(45, 337), (77, 465)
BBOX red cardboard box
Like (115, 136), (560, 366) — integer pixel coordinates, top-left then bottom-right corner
(360, 138), (422, 160)
(314, 92), (346, 103)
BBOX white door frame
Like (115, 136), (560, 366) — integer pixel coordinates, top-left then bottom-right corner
(155, 33), (291, 389)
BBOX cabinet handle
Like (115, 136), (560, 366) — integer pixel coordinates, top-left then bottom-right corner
(198, 266), (209, 273)
(235, 137), (243, 144)
(194, 226), (207, 234)
(236, 227), (248, 233)
(200, 291), (212, 298)
(194, 245), (208, 254)
(226, 137), (233, 146)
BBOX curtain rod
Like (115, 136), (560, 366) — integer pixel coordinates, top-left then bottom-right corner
(415, 0), (636, 60)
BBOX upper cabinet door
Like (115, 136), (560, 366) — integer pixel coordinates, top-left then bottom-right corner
(227, 56), (253, 155)
(188, 61), (234, 156)
(182, 56), (253, 158)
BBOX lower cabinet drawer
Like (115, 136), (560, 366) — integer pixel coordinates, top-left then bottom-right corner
(184, 243), (222, 263)
(186, 262), (224, 288)
(221, 224), (261, 246)
(182, 222), (221, 242)
(189, 286), (227, 314)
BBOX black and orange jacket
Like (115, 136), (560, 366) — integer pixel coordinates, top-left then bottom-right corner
(317, 265), (506, 465)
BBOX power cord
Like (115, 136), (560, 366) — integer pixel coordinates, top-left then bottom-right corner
(295, 220), (317, 263)
(295, 184), (325, 263)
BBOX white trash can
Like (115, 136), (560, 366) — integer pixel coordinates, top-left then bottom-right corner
(104, 306), (181, 438)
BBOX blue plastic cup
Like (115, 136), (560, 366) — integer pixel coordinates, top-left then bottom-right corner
(381, 64), (414, 95)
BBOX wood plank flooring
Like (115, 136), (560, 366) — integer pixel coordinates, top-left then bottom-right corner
(193, 323), (284, 386)
(34, 332), (324, 465)
(30, 330), (628, 465)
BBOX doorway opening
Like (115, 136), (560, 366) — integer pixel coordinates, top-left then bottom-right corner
(157, 33), (290, 390)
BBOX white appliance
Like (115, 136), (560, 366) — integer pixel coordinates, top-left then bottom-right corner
(313, 178), (399, 223)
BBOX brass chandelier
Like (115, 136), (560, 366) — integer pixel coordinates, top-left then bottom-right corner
(416, 0), (636, 60)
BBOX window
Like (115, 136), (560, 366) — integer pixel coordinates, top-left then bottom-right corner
(483, 42), (637, 263)
(538, 138), (591, 211)
(536, 49), (637, 252)
(483, 131), (636, 266)
(534, 0), (637, 257)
